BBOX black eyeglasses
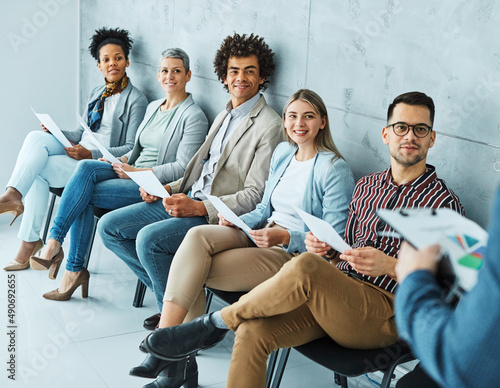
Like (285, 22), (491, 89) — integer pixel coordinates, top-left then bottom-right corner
(387, 122), (433, 138)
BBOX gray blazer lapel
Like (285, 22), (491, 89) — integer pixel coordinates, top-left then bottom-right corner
(157, 95), (194, 159)
(109, 82), (132, 146)
(213, 95), (266, 176)
(179, 110), (228, 192)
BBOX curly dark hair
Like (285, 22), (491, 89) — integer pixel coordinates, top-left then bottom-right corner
(213, 33), (275, 91)
(89, 27), (133, 62)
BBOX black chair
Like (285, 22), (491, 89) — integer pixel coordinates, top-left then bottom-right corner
(92, 207), (147, 308)
(268, 337), (415, 388)
(396, 362), (440, 388)
(42, 188), (146, 307)
(42, 187), (64, 243)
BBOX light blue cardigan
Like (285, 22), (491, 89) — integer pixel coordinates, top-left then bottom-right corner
(63, 81), (148, 159)
(124, 94), (209, 184)
(240, 142), (355, 254)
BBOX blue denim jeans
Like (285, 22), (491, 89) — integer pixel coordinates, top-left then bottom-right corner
(48, 160), (143, 272)
(97, 200), (208, 311)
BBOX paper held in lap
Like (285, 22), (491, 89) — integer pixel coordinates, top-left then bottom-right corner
(31, 107), (73, 148)
(203, 193), (251, 233)
(76, 114), (170, 198)
(124, 170), (170, 198)
(293, 207), (351, 253)
(377, 208), (488, 294)
(75, 114), (120, 163)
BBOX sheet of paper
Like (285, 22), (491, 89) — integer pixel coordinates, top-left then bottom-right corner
(75, 113), (120, 163)
(294, 207), (351, 253)
(124, 170), (170, 198)
(377, 208), (488, 292)
(204, 193), (251, 233)
(31, 107), (73, 148)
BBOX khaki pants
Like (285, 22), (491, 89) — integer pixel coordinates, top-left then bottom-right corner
(221, 253), (398, 388)
(163, 224), (294, 321)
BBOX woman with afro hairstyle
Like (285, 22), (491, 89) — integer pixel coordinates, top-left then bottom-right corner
(1, 27), (147, 272)
(36, 48), (208, 301)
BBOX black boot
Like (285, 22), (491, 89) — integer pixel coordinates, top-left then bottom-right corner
(139, 339), (147, 353)
(130, 353), (174, 378)
(143, 355), (198, 388)
(145, 313), (228, 360)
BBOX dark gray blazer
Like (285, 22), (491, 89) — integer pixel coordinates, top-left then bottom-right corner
(63, 80), (148, 159)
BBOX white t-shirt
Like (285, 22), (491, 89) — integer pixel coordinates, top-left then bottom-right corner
(268, 156), (315, 231)
(80, 93), (120, 149)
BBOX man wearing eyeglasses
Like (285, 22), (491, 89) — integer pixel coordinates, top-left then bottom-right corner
(141, 92), (464, 387)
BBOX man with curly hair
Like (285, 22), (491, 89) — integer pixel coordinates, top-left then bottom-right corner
(98, 33), (283, 329)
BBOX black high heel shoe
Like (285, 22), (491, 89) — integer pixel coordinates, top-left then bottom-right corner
(143, 355), (198, 388)
(130, 353), (173, 378)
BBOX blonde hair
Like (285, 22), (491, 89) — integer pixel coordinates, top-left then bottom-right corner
(282, 89), (344, 161)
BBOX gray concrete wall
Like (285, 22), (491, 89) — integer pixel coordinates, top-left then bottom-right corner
(80, 0), (500, 228)
(1, 0), (78, 192)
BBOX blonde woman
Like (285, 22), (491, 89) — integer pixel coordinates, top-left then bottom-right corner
(132, 89), (355, 388)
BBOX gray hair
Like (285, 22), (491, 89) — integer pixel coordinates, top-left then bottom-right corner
(160, 48), (190, 72)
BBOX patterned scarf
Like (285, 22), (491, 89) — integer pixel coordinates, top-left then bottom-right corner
(87, 74), (129, 132)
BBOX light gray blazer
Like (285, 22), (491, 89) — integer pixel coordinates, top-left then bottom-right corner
(124, 94), (209, 184)
(170, 94), (284, 223)
(63, 81), (148, 159)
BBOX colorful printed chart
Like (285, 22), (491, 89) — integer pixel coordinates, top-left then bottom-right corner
(448, 234), (485, 270)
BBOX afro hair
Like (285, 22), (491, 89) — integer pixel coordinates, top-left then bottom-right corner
(213, 33), (275, 91)
(89, 27), (133, 62)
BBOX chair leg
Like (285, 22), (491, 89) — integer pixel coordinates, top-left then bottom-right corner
(133, 280), (147, 307)
(205, 289), (214, 313)
(266, 351), (279, 388)
(42, 192), (57, 243)
(82, 216), (99, 269)
(269, 347), (291, 388)
(380, 352), (416, 388)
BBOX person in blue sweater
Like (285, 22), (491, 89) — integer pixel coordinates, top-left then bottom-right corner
(395, 185), (500, 388)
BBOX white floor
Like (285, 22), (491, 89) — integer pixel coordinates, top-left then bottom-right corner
(0, 211), (413, 388)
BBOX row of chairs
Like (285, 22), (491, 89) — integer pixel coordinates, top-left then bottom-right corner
(44, 189), (414, 387)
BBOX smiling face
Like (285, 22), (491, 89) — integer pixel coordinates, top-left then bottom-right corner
(97, 44), (129, 82)
(284, 99), (326, 150)
(224, 55), (265, 107)
(382, 103), (436, 169)
(157, 57), (191, 95)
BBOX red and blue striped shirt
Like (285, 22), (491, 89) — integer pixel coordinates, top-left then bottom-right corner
(337, 164), (464, 293)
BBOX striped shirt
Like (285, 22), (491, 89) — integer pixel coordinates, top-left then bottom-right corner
(337, 164), (464, 293)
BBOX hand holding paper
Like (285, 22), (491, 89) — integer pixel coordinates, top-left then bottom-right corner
(31, 107), (73, 148)
(204, 193), (251, 232)
(75, 114), (120, 163)
(125, 170), (170, 198)
(377, 208), (488, 293)
(294, 207), (351, 253)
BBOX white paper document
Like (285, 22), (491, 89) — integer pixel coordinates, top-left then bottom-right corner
(204, 193), (251, 233)
(377, 208), (488, 293)
(75, 114), (120, 163)
(31, 107), (73, 148)
(294, 207), (351, 253)
(124, 170), (170, 198)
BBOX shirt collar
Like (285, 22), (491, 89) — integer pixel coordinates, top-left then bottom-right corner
(225, 93), (261, 118)
(383, 164), (436, 187)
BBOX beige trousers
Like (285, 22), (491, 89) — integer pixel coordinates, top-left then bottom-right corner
(221, 253), (399, 388)
(163, 224), (294, 321)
